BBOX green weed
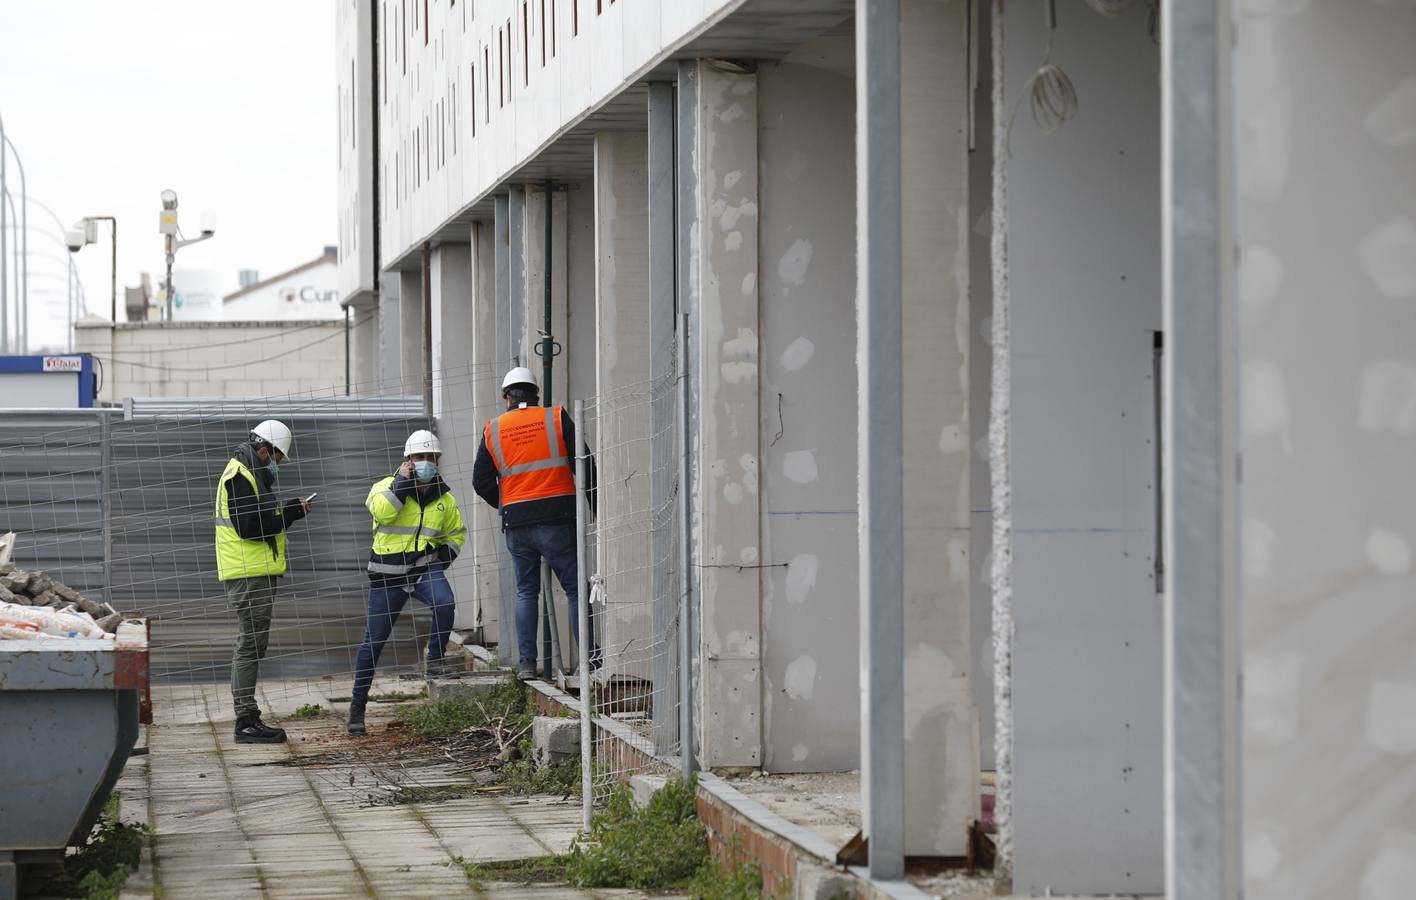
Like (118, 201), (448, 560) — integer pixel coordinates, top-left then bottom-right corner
(289, 703), (329, 719)
(565, 776), (707, 889)
(24, 792), (147, 899)
(394, 679), (532, 739)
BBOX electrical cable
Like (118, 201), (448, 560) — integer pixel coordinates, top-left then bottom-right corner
(1005, 1), (1079, 151)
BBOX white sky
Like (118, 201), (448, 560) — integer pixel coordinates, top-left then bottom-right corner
(0, 1), (336, 351)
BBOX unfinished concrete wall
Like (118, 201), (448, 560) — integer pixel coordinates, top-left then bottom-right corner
(898, 0), (977, 858)
(968, 0), (996, 774)
(397, 268), (424, 395)
(347, 298), (379, 395)
(429, 241), (479, 630)
(469, 221), (503, 644)
(1002, 1), (1162, 892)
(567, 187), (598, 409)
(377, 271), (403, 393)
(1234, 4), (1416, 898)
(757, 29), (859, 775)
(593, 131), (654, 681)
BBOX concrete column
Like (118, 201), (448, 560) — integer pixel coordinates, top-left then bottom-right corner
(430, 239), (479, 630)
(377, 270), (403, 393)
(899, 0), (976, 858)
(566, 186), (597, 404)
(523, 187), (570, 405)
(523, 184), (575, 657)
(470, 221), (503, 646)
(508, 185), (528, 367)
(494, 193), (518, 666)
(593, 130), (653, 682)
(397, 268), (423, 395)
(346, 298), (379, 395)
(689, 61), (762, 770)
(647, 81), (679, 754)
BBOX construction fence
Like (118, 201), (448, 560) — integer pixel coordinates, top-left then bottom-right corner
(0, 361), (689, 824)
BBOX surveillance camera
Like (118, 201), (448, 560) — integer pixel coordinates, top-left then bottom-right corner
(65, 228), (86, 252)
(200, 228), (214, 238)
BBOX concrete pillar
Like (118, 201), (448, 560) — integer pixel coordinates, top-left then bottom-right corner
(523, 187), (570, 405)
(593, 130), (653, 682)
(522, 184), (575, 658)
(687, 61), (762, 770)
(647, 80), (680, 755)
(346, 297), (379, 395)
(430, 239), (479, 630)
(494, 193), (518, 666)
(898, 0), (976, 858)
(566, 187), (597, 405)
(377, 271), (403, 393)
(397, 268), (423, 395)
(469, 221), (503, 646)
(508, 186), (528, 367)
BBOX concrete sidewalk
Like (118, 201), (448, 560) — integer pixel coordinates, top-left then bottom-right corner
(114, 677), (658, 899)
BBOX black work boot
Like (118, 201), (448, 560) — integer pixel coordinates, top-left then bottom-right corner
(346, 704), (367, 737)
(234, 715), (287, 744)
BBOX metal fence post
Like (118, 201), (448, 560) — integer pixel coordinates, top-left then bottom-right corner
(99, 410), (113, 611)
(677, 317), (695, 779)
(575, 399), (593, 832)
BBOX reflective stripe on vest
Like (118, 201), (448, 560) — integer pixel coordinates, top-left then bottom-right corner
(484, 405), (576, 508)
(214, 458), (287, 581)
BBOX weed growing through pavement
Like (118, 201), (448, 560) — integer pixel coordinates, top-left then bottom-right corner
(23, 792), (147, 900)
(289, 704), (329, 719)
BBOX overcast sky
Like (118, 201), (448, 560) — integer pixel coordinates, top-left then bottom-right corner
(0, 1), (336, 350)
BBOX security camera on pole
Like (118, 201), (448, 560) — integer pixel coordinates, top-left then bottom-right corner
(158, 189), (214, 321)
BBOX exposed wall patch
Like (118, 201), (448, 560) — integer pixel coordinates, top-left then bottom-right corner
(784, 553), (819, 605)
(782, 448), (819, 483)
(783, 654), (817, 700)
(1359, 216), (1416, 299)
(1365, 528), (1412, 576)
(778, 238), (813, 286)
(780, 336), (815, 371)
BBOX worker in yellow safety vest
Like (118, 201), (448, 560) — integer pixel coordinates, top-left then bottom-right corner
(346, 429), (466, 736)
(471, 367), (597, 681)
(214, 419), (314, 744)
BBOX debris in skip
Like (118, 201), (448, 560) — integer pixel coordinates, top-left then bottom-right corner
(0, 563), (123, 639)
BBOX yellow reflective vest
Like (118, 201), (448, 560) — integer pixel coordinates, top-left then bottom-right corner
(214, 458), (287, 580)
(366, 475), (466, 581)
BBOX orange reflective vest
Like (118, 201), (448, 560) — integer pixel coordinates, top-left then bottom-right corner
(484, 405), (576, 510)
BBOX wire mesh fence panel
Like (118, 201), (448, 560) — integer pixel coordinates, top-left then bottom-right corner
(581, 357), (683, 806)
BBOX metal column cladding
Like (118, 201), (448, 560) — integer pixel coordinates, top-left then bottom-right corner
(1162, 2), (1241, 898)
(855, 0), (906, 881)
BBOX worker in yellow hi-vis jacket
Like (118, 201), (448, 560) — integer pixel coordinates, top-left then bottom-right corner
(346, 429), (465, 736)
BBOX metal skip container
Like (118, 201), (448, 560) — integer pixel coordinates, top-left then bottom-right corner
(0, 620), (151, 899)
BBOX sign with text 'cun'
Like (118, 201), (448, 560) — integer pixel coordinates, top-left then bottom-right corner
(41, 356), (83, 373)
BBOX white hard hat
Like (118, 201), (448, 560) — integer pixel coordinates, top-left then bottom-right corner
(404, 429), (441, 457)
(250, 420), (294, 457)
(501, 366), (538, 392)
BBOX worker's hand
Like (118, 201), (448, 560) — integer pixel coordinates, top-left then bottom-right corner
(398, 461), (416, 479)
(300, 499), (313, 514)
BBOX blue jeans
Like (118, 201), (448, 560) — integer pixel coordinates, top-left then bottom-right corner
(351, 566), (454, 706)
(506, 523), (594, 669)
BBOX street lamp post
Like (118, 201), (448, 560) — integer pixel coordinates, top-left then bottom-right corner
(67, 216), (117, 325)
(3, 137), (26, 354)
(159, 189), (214, 321)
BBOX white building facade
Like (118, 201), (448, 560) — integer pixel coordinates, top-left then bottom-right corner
(336, 1), (1416, 896)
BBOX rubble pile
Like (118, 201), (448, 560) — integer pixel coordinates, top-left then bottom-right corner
(0, 563), (123, 639)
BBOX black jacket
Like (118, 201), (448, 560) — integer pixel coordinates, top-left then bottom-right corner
(223, 442), (308, 561)
(472, 404), (597, 530)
